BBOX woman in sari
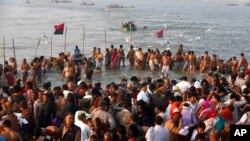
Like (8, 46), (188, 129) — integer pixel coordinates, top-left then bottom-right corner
(135, 48), (144, 70)
(95, 48), (103, 72)
(111, 48), (119, 69)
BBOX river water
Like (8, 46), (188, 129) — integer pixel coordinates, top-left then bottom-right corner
(0, 0), (250, 86)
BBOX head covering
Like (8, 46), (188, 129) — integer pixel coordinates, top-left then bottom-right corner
(220, 107), (232, 121)
(194, 81), (201, 89)
(75, 111), (90, 122)
(201, 101), (212, 108)
(83, 95), (93, 99)
(77, 80), (83, 86)
(172, 85), (180, 91)
(174, 91), (182, 97)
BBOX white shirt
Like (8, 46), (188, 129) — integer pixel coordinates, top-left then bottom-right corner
(176, 81), (191, 93)
(74, 120), (91, 141)
(137, 90), (150, 103)
(237, 113), (248, 124)
(145, 125), (169, 141)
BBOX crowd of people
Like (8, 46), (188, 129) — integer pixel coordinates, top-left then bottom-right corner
(0, 44), (250, 141)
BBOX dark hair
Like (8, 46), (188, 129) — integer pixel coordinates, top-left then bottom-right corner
(62, 84), (68, 90)
(116, 124), (127, 137)
(195, 133), (206, 141)
(156, 105), (163, 111)
(154, 116), (163, 125)
(212, 94), (221, 102)
(174, 96), (183, 102)
(2, 119), (11, 128)
(197, 121), (206, 129)
(131, 113), (139, 122)
(34, 127), (42, 138)
(128, 124), (139, 138)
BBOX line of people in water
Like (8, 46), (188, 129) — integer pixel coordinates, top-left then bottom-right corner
(1, 61), (250, 140)
(1, 43), (250, 141)
(1, 44), (250, 90)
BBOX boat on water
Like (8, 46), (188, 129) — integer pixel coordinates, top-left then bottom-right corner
(106, 4), (125, 8)
(80, 0), (94, 6)
(124, 5), (135, 8)
(121, 21), (137, 32)
(246, 3), (250, 6)
(227, 3), (239, 6)
(80, 1), (94, 6)
(51, 0), (73, 3)
(106, 3), (135, 9)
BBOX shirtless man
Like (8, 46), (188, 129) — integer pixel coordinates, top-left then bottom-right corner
(232, 56), (238, 73)
(237, 53), (248, 72)
(189, 51), (196, 75)
(118, 45), (125, 68)
(148, 51), (155, 72)
(183, 51), (190, 73)
(0, 119), (22, 141)
(173, 51), (184, 71)
(92, 47), (98, 59)
(210, 54), (218, 72)
(62, 62), (73, 82)
(154, 49), (161, 71)
(127, 46), (135, 67)
(27, 62), (36, 88)
(161, 52), (170, 78)
(20, 59), (30, 84)
(202, 51), (211, 73)
(9, 58), (17, 75)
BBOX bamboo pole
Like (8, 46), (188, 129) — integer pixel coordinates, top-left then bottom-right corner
(105, 28), (107, 49)
(3, 36), (6, 63)
(130, 24), (132, 46)
(64, 26), (67, 54)
(83, 27), (85, 56)
(35, 37), (41, 57)
(51, 36), (53, 58)
(217, 45), (220, 59)
(154, 35), (156, 50)
(12, 38), (16, 60)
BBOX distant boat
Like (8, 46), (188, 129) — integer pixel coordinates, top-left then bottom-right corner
(121, 21), (137, 32)
(124, 5), (135, 8)
(106, 4), (125, 8)
(246, 3), (250, 6)
(80, 1), (94, 6)
(227, 3), (239, 6)
(26, 0), (30, 4)
(54, 0), (72, 3)
(106, 3), (135, 9)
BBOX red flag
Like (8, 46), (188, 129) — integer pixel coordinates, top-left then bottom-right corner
(155, 30), (164, 38)
(54, 23), (65, 34)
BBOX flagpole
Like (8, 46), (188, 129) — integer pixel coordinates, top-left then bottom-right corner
(105, 28), (107, 49)
(51, 36), (53, 58)
(3, 36), (6, 63)
(192, 37), (195, 51)
(35, 37), (41, 57)
(12, 38), (16, 61)
(64, 26), (67, 54)
(130, 24), (132, 46)
(154, 35), (156, 50)
(217, 45), (220, 59)
(82, 27), (85, 56)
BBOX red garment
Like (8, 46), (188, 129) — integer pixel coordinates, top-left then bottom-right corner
(5, 72), (14, 86)
(220, 107), (232, 121)
(128, 138), (136, 141)
(170, 102), (180, 118)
